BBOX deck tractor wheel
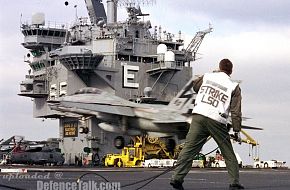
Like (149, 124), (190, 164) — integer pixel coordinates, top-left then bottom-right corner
(114, 136), (125, 149)
(264, 163), (269, 168)
(166, 138), (176, 152)
(135, 160), (142, 166)
(115, 158), (123, 167)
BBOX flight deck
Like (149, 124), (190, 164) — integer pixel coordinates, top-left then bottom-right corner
(1, 167), (289, 190)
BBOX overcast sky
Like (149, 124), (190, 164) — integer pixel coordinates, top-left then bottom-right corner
(1, 0), (290, 166)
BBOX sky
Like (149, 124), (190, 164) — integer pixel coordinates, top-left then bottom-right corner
(0, 0), (290, 166)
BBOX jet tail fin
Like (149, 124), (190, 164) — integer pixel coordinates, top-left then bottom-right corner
(168, 77), (197, 114)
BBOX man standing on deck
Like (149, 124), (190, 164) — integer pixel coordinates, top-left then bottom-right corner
(170, 59), (244, 190)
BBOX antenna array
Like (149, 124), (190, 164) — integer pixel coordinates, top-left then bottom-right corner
(117, 0), (156, 7)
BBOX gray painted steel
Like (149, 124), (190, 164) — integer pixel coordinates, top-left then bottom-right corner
(18, 1), (210, 165)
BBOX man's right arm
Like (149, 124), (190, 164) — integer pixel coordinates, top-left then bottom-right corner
(192, 76), (203, 93)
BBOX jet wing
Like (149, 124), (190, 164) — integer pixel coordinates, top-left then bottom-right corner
(52, 101), (135, 117)
(153, 120), (188, 124)
(241, 125), (263, 130)
(227, 123), (263, 130)
(49, 88), (138, 117)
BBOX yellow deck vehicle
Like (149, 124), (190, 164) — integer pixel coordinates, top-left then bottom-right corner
(105, 141), (144, 167)
(136, 136), (183, 159)
(104, 136), (183, 167)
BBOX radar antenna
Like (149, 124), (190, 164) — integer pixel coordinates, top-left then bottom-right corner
(84, 0), (155, 24)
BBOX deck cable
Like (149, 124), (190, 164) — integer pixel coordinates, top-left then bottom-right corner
(76, 135), (228, 190)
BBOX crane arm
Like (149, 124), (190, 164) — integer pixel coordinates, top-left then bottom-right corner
(185, 25), (213, 61)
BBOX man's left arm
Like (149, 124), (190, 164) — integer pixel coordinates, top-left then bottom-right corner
(230, 85), (242, 132)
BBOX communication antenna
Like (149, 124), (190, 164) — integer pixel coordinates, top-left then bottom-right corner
(74, 5), (78, 21)
(117, 0), (156, 7)
(106, 0), (155, 24)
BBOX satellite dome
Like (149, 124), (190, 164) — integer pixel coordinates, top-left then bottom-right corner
(144, 87), (152, 97)
(31, 12), (45, 26)
(157, 44), (167, 54)
(164, 51), (175, 62)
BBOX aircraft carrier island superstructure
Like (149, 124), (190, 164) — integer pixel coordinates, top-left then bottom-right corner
(18, 0), (212, 165)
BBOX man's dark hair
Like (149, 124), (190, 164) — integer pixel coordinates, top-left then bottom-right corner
(219, 59), (233, 75)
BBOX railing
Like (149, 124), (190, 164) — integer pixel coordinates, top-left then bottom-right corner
(148, 61), (183, 70)
(21, 20), (69, 30)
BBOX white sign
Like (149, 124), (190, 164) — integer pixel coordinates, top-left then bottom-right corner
(49, 81), (67, 99)
(123, 64), (139, 88)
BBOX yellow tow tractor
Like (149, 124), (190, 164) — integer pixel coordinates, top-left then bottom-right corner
(105, 138), (144, 167)
(104, 136), (183, 167)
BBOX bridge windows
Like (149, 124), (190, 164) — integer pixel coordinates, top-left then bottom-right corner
(117, 54), (156, 64)
(22, 28), (66, 37)
(30, 62), (45, 71)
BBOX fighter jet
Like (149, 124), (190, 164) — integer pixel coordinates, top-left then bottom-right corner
(48, 78), (261, 145)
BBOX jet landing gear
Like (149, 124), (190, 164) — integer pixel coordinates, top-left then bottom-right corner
(114, 136), (125, 149)
(166, 138), (176, 152)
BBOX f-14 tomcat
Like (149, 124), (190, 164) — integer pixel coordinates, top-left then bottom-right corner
(48, 77), (261, 145)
